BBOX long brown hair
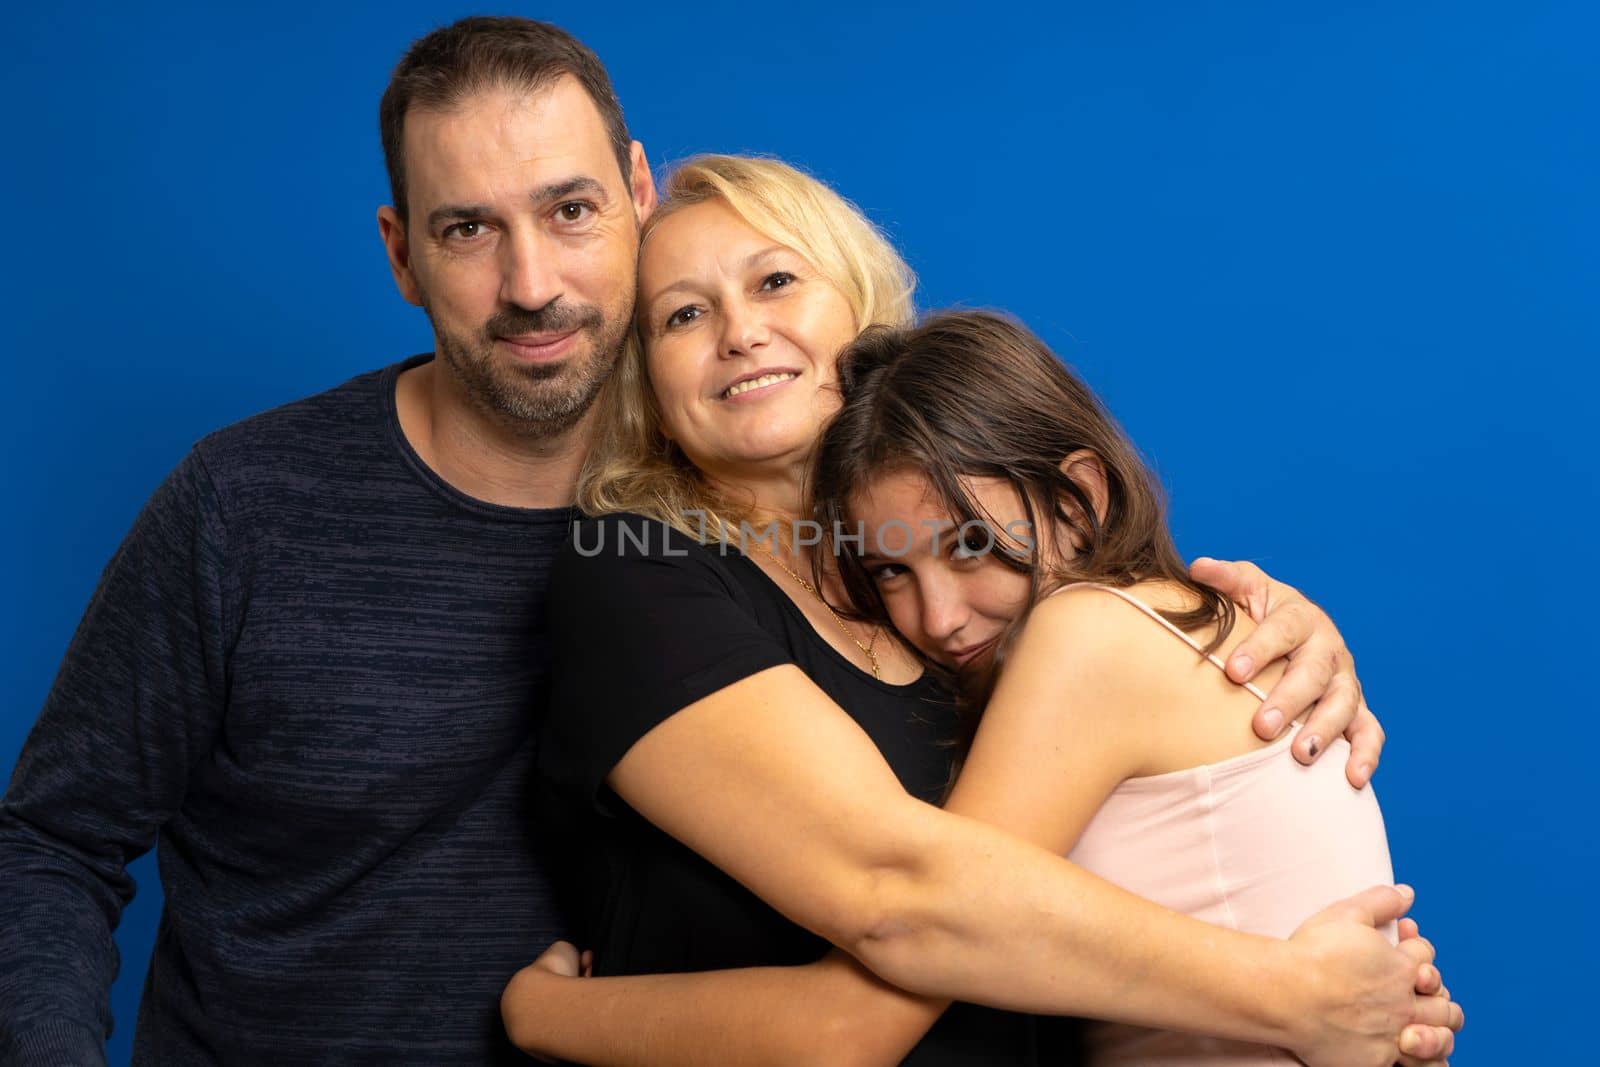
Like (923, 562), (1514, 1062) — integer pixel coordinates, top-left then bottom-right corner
(811, 310), (1235, 740)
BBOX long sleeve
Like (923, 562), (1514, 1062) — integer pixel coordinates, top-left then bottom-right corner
(0, 449), (234, 1065)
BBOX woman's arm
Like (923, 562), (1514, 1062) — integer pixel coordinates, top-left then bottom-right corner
(1192, 557), (1384, 787)
(506, 593), (1457, 1066)
(598, 663), (1451, 1065)
(501, 595), (1139, 1066)
(503, 948), (943, 1067)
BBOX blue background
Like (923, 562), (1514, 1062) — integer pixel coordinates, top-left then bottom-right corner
(5, 1), (1593, 1062)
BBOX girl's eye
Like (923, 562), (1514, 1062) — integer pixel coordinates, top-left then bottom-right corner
(953, 529), (993, 560)
(867, 562), (907, 583)
(760, 271), (796, 291)
(665, 306), (702, 329)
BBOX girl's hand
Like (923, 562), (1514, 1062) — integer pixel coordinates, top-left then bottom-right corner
(1285, 886), (1462, 1067)
(1190, 557), (1383, 788)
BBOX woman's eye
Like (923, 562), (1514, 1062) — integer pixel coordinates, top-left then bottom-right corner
(760, 271), (796, 291)
(867, 562), (907, 583)
(665, 306), (702, 329)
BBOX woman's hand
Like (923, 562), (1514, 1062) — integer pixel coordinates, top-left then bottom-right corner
(1190, 557), (1383, 788)
(529, 940), (587, 978)
(503, 942), (592, 1061)
(1284, 885), (1463, 1067)
(1395, 917), (1465, 1066)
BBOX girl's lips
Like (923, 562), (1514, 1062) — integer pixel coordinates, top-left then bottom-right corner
(497, 330), (579, 363)
(947, 636), (999, 670)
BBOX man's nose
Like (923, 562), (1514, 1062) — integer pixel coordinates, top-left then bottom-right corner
(718, 297), (771, 359)
(498, 228), (563, 312)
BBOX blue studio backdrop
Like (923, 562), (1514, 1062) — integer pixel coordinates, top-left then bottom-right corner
(5, 2), (1594, 1063)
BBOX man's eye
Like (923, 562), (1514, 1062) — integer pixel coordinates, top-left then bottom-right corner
(760, 271), (796, 291)
(556, 202), (594, 223)
(445, 221), (484, 240)
(665, 306), (702, 329)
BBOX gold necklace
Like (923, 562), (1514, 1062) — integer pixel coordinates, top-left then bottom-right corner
(762, 547), (882, 680)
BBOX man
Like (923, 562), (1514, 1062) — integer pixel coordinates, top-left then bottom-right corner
(0, 15), (1428, 1067)
(1, 20), (652, 1066)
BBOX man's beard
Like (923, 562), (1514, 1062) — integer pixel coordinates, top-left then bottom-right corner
(426, 296), (630, 438)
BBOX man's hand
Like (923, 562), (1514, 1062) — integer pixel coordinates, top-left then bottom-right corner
(1190, 557), (1383, 788)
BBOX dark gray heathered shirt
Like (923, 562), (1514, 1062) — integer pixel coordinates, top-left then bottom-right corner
(0, 355), (573, 1065)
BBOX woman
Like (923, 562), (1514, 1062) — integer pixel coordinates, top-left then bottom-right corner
(513, 156), (1459, 1066)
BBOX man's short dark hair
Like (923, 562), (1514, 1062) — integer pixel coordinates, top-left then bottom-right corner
(379, 16), (632, 224)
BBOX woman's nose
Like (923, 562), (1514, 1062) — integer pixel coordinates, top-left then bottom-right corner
(718, 297), (771, 358)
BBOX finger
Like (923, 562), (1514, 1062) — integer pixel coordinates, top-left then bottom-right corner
(1398, 935), (1437, 968)
(1398, 1022), (1455, 1060)
(1396, 1055), (1449, 1067)
(1341, 698), (1384, 788)
(1396, 1055), (1450, 1067)
(1189, 558), (1274, 624)
(1229, 602), (1316, 688)
(1291, 673), (1364, 764)
(1412, 962), (1442, 996)
(1397, 917), (1420, 941)
(1412, 988), (1464, 1034)
(580, 950), (594, 978)
(1248, 646), (1336, 742)
(1321, 883), (1415, 928)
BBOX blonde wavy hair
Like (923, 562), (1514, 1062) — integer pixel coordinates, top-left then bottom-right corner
(578, 155), (917, 543)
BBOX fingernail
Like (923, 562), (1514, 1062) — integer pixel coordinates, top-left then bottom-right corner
(1261, 707), (1284, 736)
(1396, 883), (1416, 901)
(1356, 761), (1373, 782)
(1400, 1029), (1421, 1055)
(1232, 654), (1254, 678)
(1303, 734), (1321, 758)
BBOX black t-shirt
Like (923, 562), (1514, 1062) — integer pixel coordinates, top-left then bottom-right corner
(539, 513), (1068, 1066)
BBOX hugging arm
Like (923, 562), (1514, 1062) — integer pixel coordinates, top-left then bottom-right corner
(513, 666), (1453, 1067)
(515, 537), (1454, 1066)
(1193, 557), (1384, 787)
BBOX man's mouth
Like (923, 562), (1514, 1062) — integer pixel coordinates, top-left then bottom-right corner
(497, 330), (581, 363)
(721, 370), (799, 400)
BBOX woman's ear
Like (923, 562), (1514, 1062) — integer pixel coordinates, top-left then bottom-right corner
(1059, 448), (1110, 534)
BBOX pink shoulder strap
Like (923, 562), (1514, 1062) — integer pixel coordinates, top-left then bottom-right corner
(1050, 583), (1270, 702)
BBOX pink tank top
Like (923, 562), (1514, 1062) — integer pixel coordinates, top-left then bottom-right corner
(1054, 584), (1396, 1066)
